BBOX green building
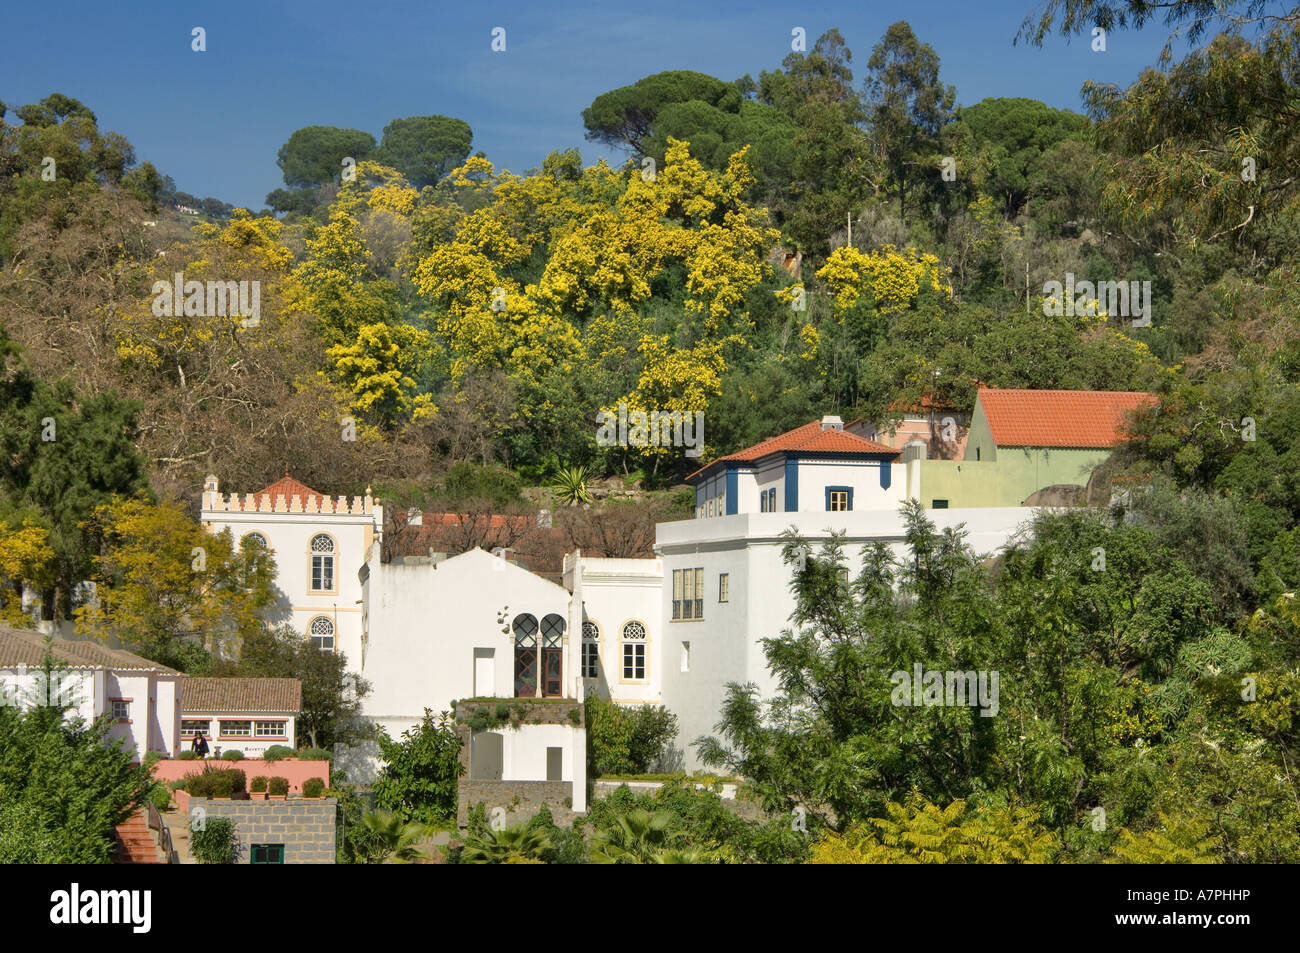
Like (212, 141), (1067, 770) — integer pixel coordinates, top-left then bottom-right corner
(918, 389), (1156, 508)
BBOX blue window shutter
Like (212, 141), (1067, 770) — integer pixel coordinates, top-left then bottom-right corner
(879, 460), (892, 490)
(784, 459), (798, 512)
(725, 467), (738, 515)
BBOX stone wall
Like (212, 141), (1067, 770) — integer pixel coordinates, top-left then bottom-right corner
(188, 797), (336, 864)
(457, 780), (574, 828)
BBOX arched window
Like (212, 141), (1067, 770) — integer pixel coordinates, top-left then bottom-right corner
(309, 616), (335, 652)
(540, 614), (565, 697)
(512, 613), (538, 697)
(309, 534), (335, 592)
(622, 621), (647, 680)
(240, 533), (269, 589)
(581, 621), (600, 679)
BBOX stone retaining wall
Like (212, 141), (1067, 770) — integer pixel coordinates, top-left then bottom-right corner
(457, 780), (574, 828)
(187, 797), (336, 864)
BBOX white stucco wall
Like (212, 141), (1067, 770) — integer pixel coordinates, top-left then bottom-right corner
(201, 487), (381, 666)
(361, 548), (574, 739)
(794, 460), (908, 512)
(655, 507), (1041, 770)
(569, 557), (663, 705)
(0, 666), (179, 761)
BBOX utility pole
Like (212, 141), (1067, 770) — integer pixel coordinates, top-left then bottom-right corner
(1026, 260), (1030, 314)
(847, 212), (852, 250)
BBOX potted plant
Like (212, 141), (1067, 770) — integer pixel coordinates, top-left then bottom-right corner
(250, 776), (269, 799)
(302, 777), (325, 798)
(267, 776), (290, 800)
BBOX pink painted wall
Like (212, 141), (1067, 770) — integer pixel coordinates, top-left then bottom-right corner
(154, 758), (330, 794)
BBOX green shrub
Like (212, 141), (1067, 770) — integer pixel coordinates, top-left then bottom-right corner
(220, 749), (244, 761)
(263, 745), (295, 762)
(586, 696), (678, 776)
(302, 777), (326, 798)
(268, 776), (290, 796)
(184, 766), (247, 798)
(297, 747), (332, 761)
(250, 776), (268, 793)
(168, 779), (189, 792)
(190, 817), (238, 864)
(176, 750), (198, 761)
(148, 784), (171, 812)
(494, 702), (510, 721)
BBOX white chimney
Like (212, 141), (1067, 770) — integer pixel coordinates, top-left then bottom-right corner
(821, 415), (844, 430)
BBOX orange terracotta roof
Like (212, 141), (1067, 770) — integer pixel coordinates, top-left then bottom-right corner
(978, 389), (1157, 448)
(245, 475), (329, 510)
(688, 420), (899, 481)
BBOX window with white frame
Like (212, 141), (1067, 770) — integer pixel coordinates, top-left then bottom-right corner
(622, 621), (647, 680)
(581, 621), (600, 678)
(309, 616), (335, 651)
(309, 534), (335, 591)
(220, 720), (252, 737)
(719, 572), (729, 603)
(254, 721), (287, 738)
(828, 489), (850, 512)
(110, 699), (129, 720)
(181, 719), (210, 738)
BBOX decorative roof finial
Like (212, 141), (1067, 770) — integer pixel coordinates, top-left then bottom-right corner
(284, 462), (290, 479)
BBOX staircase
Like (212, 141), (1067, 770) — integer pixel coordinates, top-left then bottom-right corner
(113, 810), (164, 864)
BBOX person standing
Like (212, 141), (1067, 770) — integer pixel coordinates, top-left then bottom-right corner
(192, 731), (210, 759)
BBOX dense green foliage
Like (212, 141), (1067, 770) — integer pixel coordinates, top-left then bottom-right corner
(372, 709), (464, 824)
(698, 499), (1300, 863)
(586, 695), (679, 775)
(190, 816), (239, 864)
(0, 655), (154, 863)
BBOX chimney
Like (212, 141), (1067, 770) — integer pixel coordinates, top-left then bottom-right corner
(821, 415), (844, 430)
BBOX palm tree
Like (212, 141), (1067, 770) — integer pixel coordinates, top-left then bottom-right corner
(458, 824), (552, 863)
(358, 809), (430, 863)
(589, 808), (676, 864)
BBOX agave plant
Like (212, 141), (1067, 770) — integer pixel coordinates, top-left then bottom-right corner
(551, 464), (594, 506)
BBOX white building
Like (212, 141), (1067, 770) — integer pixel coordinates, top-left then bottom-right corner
(200, 472), (382, 656)
(691, 415), (919, 519)
(564, 555), (664, 707)
(0, 625), (184, 761)
(180, 677), (302, 757)
(356, 547), (587, 811)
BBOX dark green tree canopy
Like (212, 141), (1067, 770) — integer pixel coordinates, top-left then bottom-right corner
(958, 97), (1088, 216)
(276, 125), (377, 189)
(582, 70), (741, 154)
(374, 115), (473, 188)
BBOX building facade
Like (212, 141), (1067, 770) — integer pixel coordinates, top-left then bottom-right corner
(0, 626), (183, 761)
(200, 473), (382, 656)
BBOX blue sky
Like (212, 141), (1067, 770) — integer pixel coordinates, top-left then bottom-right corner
(5, 0), (1185, 209)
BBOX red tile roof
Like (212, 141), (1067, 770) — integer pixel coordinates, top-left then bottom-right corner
(244, 475), (329, 510)
(688, 420), (899, 481)
(977, 388), (1157, 448)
